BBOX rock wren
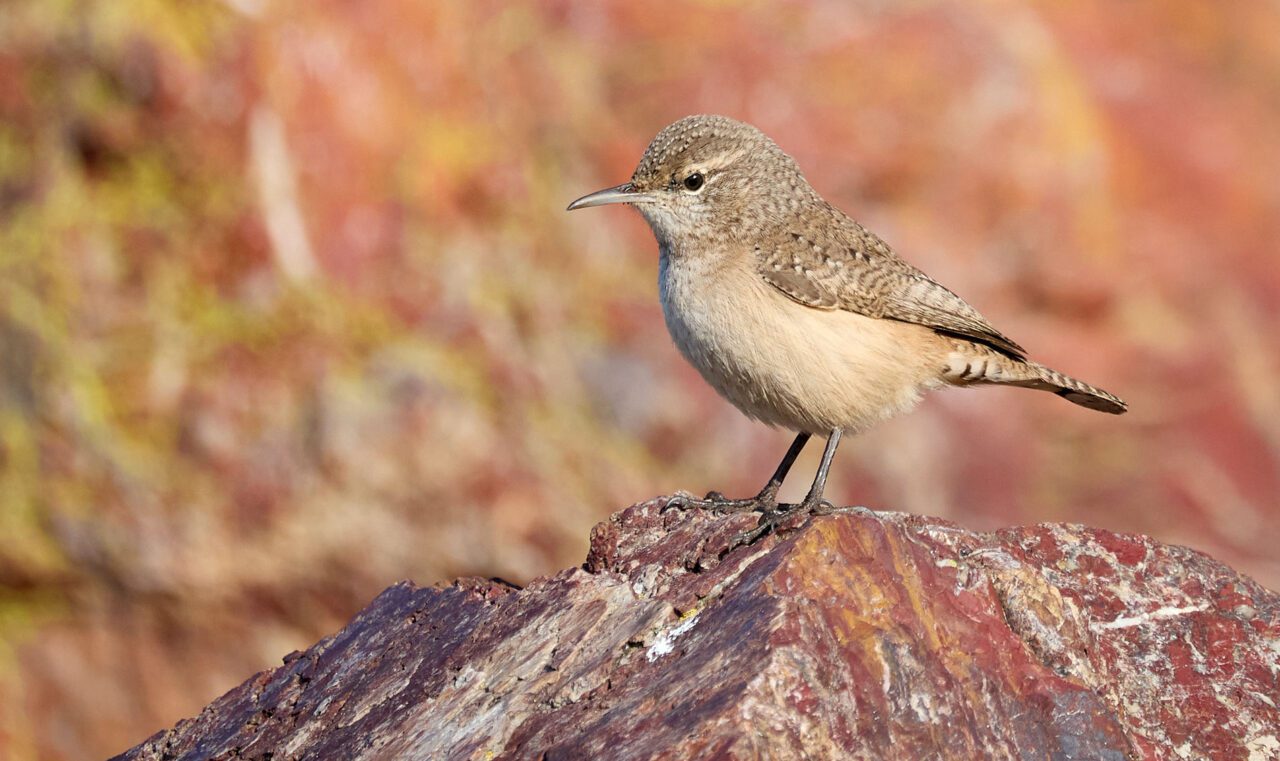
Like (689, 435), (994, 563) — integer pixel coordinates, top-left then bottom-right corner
(568, 115), (1126, 539)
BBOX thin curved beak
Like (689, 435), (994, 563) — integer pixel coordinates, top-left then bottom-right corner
(566, 183), (655, 211)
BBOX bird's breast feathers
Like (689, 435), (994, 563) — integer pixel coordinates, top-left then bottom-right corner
(657, 251), (943, 433)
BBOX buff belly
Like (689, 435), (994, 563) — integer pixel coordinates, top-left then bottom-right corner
(658, 254), (946, 435)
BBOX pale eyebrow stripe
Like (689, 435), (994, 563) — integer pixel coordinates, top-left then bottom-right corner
(697, 148), (747, 174)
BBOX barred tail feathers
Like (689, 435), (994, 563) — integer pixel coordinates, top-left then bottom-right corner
(943, 349), (1127, 415)
(1026, 362), (1127, 414)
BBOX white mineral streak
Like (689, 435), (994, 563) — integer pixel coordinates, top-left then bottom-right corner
(1246, 735), (1279, 761)
(1092, 603), (1210, 631)
(647, 612), (700, 662)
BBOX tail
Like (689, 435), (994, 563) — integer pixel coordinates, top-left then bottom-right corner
(1022, 362), (1128, 414)
(943, 348), (1128, 415)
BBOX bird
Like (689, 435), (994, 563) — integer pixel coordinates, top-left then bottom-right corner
(567, 115), (1126, 544)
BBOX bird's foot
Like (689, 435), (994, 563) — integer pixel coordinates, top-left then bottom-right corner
(721, 495), (832, 555)
(664, 490), (774, 514)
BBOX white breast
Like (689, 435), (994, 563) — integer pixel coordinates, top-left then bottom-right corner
(658, 251), (944, 435)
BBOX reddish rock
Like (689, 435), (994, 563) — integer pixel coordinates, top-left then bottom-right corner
(113, 499), (1280, 760)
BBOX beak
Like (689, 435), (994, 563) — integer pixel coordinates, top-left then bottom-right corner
(566, 182), (655, 211)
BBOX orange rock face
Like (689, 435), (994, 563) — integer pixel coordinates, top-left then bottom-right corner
(114, 499), (1278, 760)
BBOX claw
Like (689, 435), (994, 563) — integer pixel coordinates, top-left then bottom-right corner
(720, 497), (829, 556)
(727, 519), (776, 551)
(661, 493), (690, 512)
(663, 491), (768, 514)
(723, 508), (789, 554)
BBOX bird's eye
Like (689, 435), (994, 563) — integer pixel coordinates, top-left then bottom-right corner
(682, 172), (705, 192)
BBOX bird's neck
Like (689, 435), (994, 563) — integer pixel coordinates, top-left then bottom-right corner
(642, 209), (773, 259)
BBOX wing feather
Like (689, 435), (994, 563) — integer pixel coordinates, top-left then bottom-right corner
(757, 209), (1026, 359)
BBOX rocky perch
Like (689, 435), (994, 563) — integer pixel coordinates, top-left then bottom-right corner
(115, 498), (1279, 761)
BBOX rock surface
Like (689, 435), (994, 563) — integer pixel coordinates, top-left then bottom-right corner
(114, 498), (1280, 761)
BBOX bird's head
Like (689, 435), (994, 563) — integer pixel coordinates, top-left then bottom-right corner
(568, 115), (814, 248)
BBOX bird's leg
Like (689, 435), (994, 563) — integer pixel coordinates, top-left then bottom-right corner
(795, 427), (841, 512)
(727, 429), (843, 550)
(666, 432), (811, 513)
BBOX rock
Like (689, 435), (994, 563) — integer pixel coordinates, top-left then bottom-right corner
(113, 498), (1280, 761)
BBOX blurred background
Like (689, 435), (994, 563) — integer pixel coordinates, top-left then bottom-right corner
(1, 1), (1278, 758)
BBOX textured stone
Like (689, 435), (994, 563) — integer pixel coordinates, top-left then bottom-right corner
(113, 498), (1280, 760)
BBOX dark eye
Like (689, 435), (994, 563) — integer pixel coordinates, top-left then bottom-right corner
(682, 172), (705, 192)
